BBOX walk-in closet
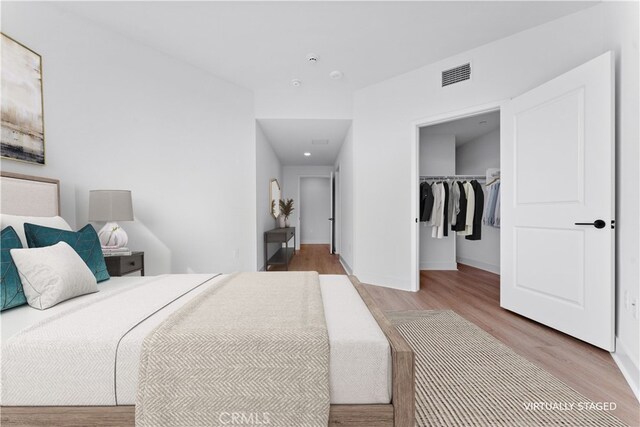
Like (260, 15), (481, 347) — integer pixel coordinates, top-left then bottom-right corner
(418, 111), (501, 276)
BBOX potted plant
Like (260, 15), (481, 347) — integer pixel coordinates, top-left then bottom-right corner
(279, 198), (294, 228)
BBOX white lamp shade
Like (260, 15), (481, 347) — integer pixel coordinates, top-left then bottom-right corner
(88, 190), (134, 222)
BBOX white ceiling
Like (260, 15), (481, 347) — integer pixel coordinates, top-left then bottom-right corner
(422, 111), (500, 146)
(258, 119), (351, 166)
(56, 1), (597, 95)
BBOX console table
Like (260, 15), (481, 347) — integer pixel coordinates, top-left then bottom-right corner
(264, 227), (296, 270)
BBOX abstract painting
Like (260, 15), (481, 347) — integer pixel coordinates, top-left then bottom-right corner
(1, 34), (45, 165)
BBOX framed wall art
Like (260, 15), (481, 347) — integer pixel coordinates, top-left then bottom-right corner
(1, 33), (45, 165)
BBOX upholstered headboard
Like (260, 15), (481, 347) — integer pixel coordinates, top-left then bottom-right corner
(0, 172), (60, 216)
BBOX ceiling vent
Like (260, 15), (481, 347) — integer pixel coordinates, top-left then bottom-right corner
(442, 63), (471, 87)
(311, 139), (329, 145)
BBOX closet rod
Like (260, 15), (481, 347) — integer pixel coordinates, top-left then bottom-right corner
(420, 175), (486, 181)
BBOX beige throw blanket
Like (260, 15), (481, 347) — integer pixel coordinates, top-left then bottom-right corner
(136, 272), (330, 427)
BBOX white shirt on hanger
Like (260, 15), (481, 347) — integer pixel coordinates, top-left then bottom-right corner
(450, 181), (460, 227)
(432, 183), (446, 239)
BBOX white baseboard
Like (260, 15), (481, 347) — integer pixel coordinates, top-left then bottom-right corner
(339, 256), (353, 275)
(420, 261), (458, 270)
(456, 257), (500, 275)
(611, 337), (640, 402)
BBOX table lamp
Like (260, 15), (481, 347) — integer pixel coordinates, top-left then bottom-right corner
(88, 190), (134, 248)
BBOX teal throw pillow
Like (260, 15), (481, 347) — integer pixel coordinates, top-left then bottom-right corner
(1, 226), (27, 310)
(24, 223), (110, 283)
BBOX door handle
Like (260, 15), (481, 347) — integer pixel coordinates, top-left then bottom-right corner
(328, 218), (334, 221)
(575, 219), (606, 229)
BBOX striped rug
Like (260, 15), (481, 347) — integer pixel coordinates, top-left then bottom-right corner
(387, 310), (626, 427)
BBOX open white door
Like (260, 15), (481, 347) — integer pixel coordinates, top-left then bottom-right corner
(501, 52), (615, 351)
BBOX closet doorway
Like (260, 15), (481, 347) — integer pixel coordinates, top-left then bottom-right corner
(417, 110), (501, 279)
(410, 52), (615, 351)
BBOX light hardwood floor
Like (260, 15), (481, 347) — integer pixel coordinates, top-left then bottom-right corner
(286, 247), (639, 426)
(267, 244), (346, 274)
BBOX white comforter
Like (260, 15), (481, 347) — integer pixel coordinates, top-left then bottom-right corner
(1, 274), (391, 406)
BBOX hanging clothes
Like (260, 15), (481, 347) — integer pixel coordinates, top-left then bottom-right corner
(431, 183), (446, 239)
(420, 181), (434, 222)
(458, 182), (475, 236)
(442, 182), (449, 237)
(483, 181), (500, 228)
(493, 188), (501, 228)
(449, 181), (460, 228)
(466, 180), (485, 241)
(453, 181), (467, 232)
(428, 183), (439, 227)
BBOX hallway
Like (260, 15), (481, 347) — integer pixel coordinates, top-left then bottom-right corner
(267, 244), (346, 274)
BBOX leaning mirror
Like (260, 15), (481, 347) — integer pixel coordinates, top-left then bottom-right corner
(270, 179), (281, 218)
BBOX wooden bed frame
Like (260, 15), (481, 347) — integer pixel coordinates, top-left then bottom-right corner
(0, 172), (415, 427)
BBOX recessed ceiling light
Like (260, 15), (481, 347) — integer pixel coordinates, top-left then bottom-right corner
(306, 53), (319, 63)
(329, 70), (343, 80)
(304, 152), (311, 157)
(291, 79), (302, 87)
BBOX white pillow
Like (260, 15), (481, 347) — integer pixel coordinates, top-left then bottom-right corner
(1, 214), (72, 248)
(10, 242), (98, 310)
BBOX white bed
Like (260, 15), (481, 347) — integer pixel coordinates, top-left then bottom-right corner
(1, 273), (391, 406)
(0, 171), (414, 427)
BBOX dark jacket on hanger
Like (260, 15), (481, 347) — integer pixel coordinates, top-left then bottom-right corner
(453, 181), (467, 232)
(442, 182), (449, 237)
(466, 180), (485, 241)
(420, 182), (434, 222)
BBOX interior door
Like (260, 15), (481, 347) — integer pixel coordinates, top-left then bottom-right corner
(329, 172), (335, 254)
(501, 51), (615, 351)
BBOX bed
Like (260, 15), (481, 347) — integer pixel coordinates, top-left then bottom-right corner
(0, 171), (414, 427)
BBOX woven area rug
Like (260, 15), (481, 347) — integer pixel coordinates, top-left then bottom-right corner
(387, 310), (626, 427)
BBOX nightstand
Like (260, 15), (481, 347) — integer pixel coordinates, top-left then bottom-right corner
(104, 252), (145, 277)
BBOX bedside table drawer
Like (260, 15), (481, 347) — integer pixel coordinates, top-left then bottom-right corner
(105, 252), (145, 277)
(119, 254), (144, 275)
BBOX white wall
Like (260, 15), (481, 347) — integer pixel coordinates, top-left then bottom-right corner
(419, 133), (456, 270)
(352, 1), (638, 389)
(282, 165), (334, 250)
(456, 129), (500, 175)
(256, 123), (282, 270)
(335, 125), (354, 272)
(299, 177), (331, 244)
(607, 2), (640, 399)
(456, 128), (500, 274)
(0, 2), (257, 275)
(255, 85), (353, 120)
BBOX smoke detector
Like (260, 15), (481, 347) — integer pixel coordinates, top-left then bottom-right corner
(306, 53), (319, 63)
(291, 79), (302, 87)
(329, 70), (343, 80)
